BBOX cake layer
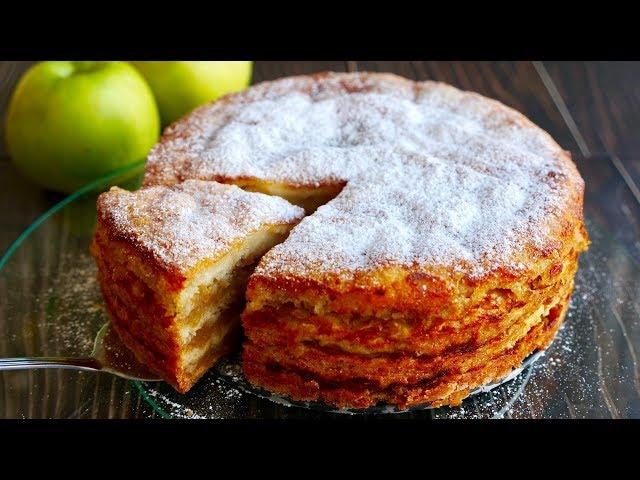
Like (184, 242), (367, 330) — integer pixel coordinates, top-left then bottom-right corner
(243, 294), (570, 409)
(244, 241), (582, 358)
(247, 222), (588, 319)
(244, 279), (573, 388)
(107, 286), (241, 392)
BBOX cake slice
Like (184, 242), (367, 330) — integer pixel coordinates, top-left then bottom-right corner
(90, 180), (304, 393)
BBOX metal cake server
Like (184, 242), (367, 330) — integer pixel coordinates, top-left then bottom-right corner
(0, 323), (162, 382)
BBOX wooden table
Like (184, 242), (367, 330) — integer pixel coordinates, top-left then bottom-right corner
(1, 61), (639, 418)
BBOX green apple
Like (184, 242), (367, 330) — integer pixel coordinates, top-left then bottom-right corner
(5, 61), (160, 193)
(131, 61), (252, 126)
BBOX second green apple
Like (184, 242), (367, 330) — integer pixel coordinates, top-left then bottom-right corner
(132, 61), (253, 127)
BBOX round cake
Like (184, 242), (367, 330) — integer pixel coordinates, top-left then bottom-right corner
(143, 72), (589, 409)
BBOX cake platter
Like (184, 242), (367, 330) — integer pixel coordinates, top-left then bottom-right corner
(1, 160), (640, 419)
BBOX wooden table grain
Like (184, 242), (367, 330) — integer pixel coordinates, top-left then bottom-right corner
(1, 60), (639, 418)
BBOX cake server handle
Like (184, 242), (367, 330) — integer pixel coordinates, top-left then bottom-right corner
(0, 324), (163, 382)
(0, 356), (102, 373)
(0, 355), (162, 381)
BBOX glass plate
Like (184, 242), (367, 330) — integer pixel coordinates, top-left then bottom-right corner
(1, 156), (639, 419)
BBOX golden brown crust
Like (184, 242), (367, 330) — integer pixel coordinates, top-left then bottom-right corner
(243, 302), (568, 409)
(91, 223), (184, 389)
(242, 241), (582, 408)
(93, 217), (245, 392)
(245, 224), (586, 331)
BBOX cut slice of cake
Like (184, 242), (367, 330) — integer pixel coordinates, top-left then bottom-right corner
(90, 180), (305, 393)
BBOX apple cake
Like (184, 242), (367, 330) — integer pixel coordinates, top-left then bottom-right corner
(91, 180), (304, 393)
(136, 71), (589, 408)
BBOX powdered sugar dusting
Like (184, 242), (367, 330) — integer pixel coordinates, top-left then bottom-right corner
(97, 180), (305, 275)
(144, 72), (582, 279)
